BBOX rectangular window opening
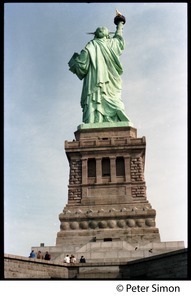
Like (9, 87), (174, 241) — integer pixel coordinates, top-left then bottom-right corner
(102, 157), (110, 177)
(116, 156), (125, 176)
(88, 158), (96, 177)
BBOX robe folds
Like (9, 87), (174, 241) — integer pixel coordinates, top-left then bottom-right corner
(68, 34), (130, 123)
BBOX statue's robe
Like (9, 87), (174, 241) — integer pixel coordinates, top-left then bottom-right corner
(69, 34), (130, 123)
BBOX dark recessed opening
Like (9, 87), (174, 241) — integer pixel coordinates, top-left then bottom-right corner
(116, 156), (125, 176)
(104, 238), (112, 242)
(102, 158), (110, 177)
(88, 158), (96, 177)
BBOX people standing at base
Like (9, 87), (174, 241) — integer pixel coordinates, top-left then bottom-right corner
(29, 250), (35, 258)
(44, 251), (51, 260)
(70, 254), (76, 264)
(64, 254), (70, 263)
(37, 251), (43, 259)
(79, 255), (86, 263)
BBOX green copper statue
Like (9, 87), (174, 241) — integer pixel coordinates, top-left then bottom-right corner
(68, 10), (131, 124)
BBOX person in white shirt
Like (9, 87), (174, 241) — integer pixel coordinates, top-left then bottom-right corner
(64, 254), (70, 263)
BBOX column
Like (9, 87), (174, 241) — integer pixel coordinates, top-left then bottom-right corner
(96, 158), (102, 184)
(81, 158), (87, 184)
(124, 156), (131, 182)
(110, 157), (116, 183)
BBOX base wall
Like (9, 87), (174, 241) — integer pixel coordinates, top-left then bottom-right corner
(4, 254), (69, 279)
(4, 249), (188, 279)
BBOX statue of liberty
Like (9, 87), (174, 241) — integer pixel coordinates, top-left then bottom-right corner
(68, 10), (131, 124)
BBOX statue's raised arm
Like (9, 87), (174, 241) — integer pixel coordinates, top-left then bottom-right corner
(114, 9), (126, 37)
(68, 10), (132, 125)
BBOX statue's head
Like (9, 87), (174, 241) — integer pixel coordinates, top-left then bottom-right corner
(94, 27), (109, 39)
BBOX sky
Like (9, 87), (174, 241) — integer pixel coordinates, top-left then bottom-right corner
(4, 2), (187, 257)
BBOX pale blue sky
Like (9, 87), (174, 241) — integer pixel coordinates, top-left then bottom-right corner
(4, 2), (187, 257)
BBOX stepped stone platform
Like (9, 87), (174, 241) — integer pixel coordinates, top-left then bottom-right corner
(32, 240), (184, 263)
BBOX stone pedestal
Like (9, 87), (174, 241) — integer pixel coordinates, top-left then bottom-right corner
(56, 124), (160, 249)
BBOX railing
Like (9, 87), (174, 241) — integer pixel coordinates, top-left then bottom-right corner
(65, 137), (146, 149)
